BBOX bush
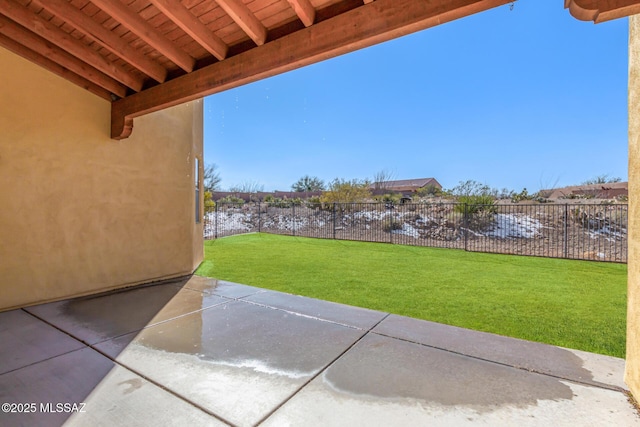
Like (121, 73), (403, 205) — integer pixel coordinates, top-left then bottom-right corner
(217, 195), (244, 204)
(416, 185), (441, 197)
(510, 188), (537, 203)
(204, 191), (215, 209)
(449, 180), (494, 198)
(263, 195), (304, 208)
(374, 193), (402, 205)
(454, 195), (496, 214)
(320, 178), (372, 205)
(291, 175), (326, 192)
(306, 196), (322, 209)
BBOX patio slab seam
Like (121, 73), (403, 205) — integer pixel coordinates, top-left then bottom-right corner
(254, 312), (391, 427)
(0, 308), (91, 375)
(85, 341), (236, 427)
(371, 330), (626, 394)
(232, 298), (377, 331)
(167, 279), (267, 300)
(86, 299), (232, 348)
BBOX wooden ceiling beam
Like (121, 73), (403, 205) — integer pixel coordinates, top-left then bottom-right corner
(214, 0), (267, 46)
(0, 33), (112, 101)
(0, 15), (127, 97)
(39, 0), (167, 83)
(112, 0), (511, 139)
(565, 0), (640, 23)
(91, 0), (196, 72)
(149, 0), (228, 60)
(286, 0), (316, 27)
(0, 0), (144, 91)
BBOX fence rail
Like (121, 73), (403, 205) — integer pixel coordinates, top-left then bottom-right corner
(204, 202), (628, 263)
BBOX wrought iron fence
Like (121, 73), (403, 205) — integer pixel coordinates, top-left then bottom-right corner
(204, 202), (628, 263)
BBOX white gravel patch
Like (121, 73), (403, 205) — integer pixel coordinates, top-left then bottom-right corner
(392, 223), (420, 238)
(352, 210), (390, 221)
(485, 214), (542, 239)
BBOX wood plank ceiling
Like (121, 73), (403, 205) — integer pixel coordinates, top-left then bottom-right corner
(0, 0), (637, 139)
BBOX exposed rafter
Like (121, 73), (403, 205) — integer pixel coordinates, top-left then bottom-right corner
(0, 0), (143, 91)
(286, 0), (316, 27)
(39, 0), (168, 83)
(91, 0), (196, 72)
(112, 0), (512, 139)
(4, 0), (637, 141)
(149, 0), (228, 60)
(0, 14), (127, 98)
(215, 0), (268, 46)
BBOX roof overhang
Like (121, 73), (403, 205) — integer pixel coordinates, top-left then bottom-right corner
(2, 0), (637, 140)
(565, 0), (640, 23)
(111, 0), (513, 139)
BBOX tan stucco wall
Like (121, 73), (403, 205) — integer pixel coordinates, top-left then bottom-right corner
(627, 15), (640, 397)
(0, 47), (204, 310)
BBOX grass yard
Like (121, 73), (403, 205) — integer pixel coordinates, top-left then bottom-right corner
(197, 233), (627, 358)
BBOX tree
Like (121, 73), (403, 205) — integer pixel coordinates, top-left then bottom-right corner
(203, 163), (222, 192)
(582, 174), (622, 185)
(449, 180), (495, 197)
(228, 180), (264, 193)
(291, 175), (325, 192)
(372, 169), (395, 190)
(320, 178), (372, 204)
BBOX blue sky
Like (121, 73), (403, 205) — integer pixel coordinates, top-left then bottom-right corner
(203, 1), (628, 193)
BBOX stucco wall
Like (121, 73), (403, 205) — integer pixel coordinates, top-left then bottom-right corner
(0, 47), (204, 310)
(627, 15), (640, 397)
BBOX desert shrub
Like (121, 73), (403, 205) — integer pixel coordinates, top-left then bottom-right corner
(306, 196), (322, 209)
(449, 180), (494, 198)
(582, 174), (622, 185)
(510, 188), (537, 203)
(291, 175), (326, 192)
(267, 197), (290, 208)
(263, 195), (303, 208)
(217, 195), (244, 204)
(320, 178), (372, 205)
(374, 193), (403, 205)
(416, 185), (441, 197)
(454, 195), (496, 214)
(535, 197), (553, 203)
(563, 193), (595, 200)
(204, 191), (215, 209)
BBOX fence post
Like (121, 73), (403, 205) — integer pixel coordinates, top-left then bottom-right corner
(257, 202), (261, 233)
(333, 203), (337, 239)
(463, 203), (468, 251)
(215, 202), (218, 239)
(563, 204), (568, 259)
(292, 203), (296, 236)
(389, 206), (393, 244)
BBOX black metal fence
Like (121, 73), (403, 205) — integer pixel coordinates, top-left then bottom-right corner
(204, 202), (628, 263)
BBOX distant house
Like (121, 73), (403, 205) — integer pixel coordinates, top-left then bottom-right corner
(370, 178), (442, 194)
(539, 182), (628, 199)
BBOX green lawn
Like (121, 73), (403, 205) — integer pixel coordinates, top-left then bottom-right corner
(197, 233), (628, 358)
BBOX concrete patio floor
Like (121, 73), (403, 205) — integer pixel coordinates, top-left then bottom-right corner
(1, 275), (638, 426)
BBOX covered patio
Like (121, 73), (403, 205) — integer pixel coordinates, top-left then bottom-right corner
(1, 276), (636, 426)
(3, 0), (640, 424)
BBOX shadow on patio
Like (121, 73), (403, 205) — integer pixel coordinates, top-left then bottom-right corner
(0, 275), (637, 426)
